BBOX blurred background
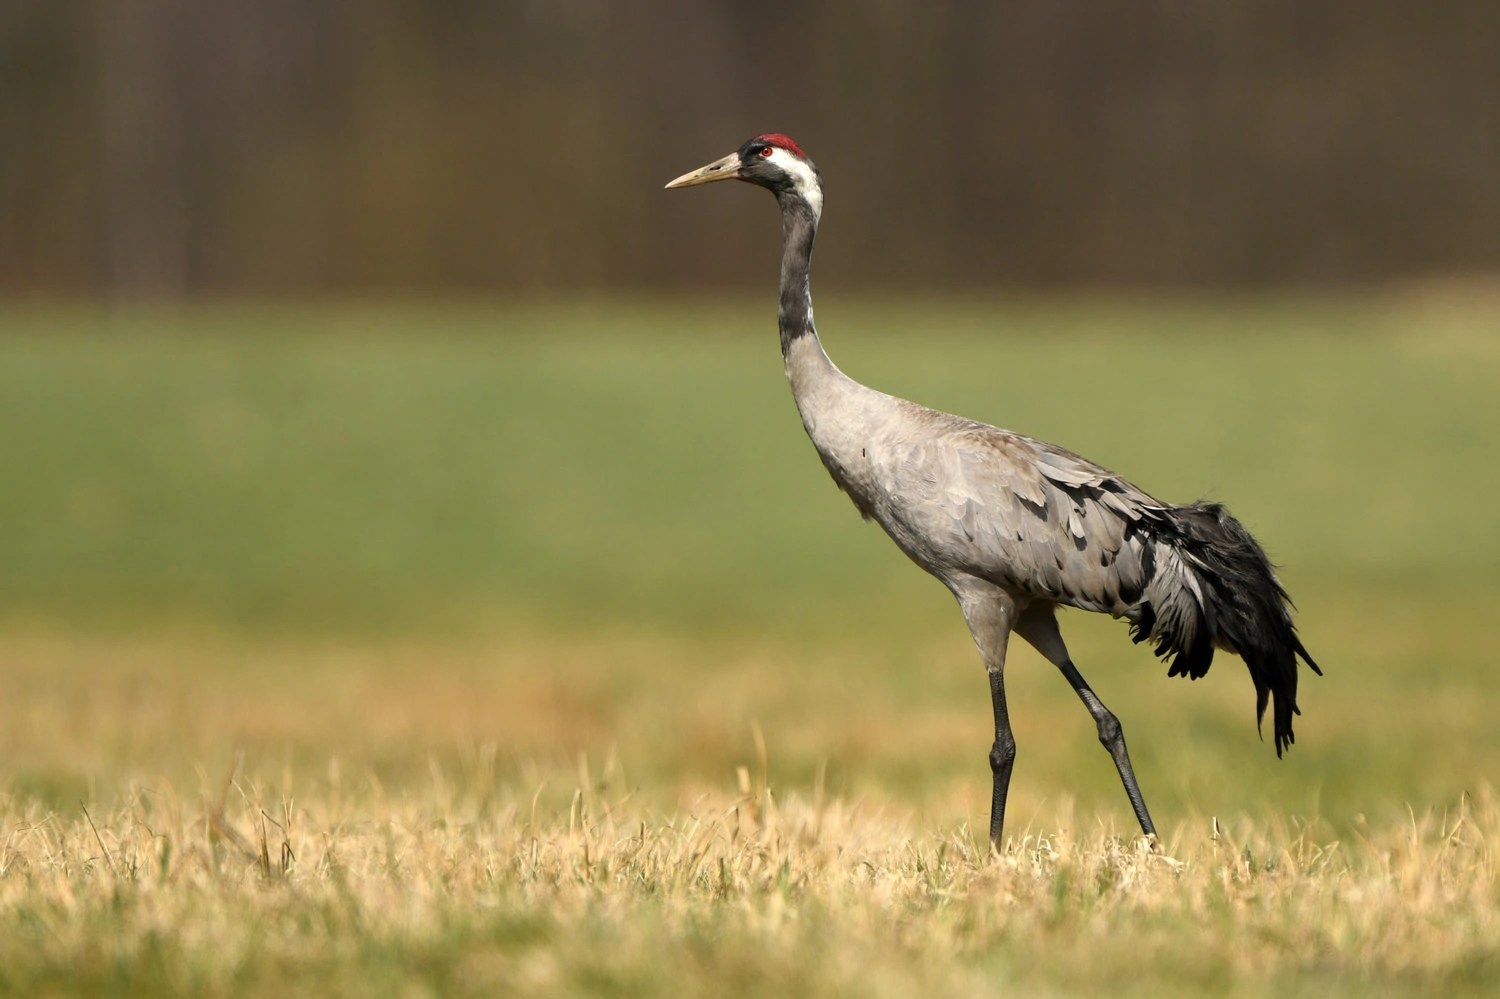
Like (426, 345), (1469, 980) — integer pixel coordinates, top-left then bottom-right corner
(1, 1), (1497, 834)
(4, 0), (1500, 296)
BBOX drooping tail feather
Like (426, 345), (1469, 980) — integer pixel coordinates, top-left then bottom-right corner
(1128, 501), (1321, 756)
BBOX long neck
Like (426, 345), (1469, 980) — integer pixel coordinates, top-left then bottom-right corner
(772, 183), (884, 501)
(774, 184), (869, 448)
(776, 190), (821, 356)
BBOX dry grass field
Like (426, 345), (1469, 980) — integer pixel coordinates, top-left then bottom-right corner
(2, 748), (1496, 998)
(1, 295), (1498, 995)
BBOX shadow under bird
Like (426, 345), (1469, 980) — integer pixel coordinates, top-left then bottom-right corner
(666, 134), (1321, 851)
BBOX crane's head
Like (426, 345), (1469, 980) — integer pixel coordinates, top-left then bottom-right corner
(665, 134), (821, 217)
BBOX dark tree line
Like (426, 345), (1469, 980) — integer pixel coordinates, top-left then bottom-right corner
(2, 0), (1498, 296)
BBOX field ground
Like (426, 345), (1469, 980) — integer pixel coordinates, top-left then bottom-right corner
(1, 294), (1498, 995)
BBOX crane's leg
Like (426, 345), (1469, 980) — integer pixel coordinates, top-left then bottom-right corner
(1016, 605), (1158, 841)
(954, 582), (1018, 856)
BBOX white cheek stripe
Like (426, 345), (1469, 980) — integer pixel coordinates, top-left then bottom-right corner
(767, 147), (822, 220)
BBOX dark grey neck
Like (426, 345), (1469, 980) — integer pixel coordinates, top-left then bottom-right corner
(775, 191), (819, 355)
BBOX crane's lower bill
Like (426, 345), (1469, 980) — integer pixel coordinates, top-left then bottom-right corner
(664, 153), (742, 189)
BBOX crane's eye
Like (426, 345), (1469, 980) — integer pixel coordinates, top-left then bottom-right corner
(758, 145), (775, 158)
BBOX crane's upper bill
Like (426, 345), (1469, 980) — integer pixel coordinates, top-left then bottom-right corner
(665, 153), (742, 189)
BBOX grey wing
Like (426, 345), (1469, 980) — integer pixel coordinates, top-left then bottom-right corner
(937, 425), (1169, 615)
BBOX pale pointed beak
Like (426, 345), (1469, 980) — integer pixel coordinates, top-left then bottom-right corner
(664, 152), (743, 189)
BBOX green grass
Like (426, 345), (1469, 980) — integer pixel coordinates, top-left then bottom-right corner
(3, 296), (1496, 632)
(1, 294), (1498, 996)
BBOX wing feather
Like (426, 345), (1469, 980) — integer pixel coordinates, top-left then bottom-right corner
(912, 422), (1171, 615)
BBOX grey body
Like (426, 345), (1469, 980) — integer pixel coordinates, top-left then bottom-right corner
(788, 336), (1174, 619)
(668, 136), (1319, 850)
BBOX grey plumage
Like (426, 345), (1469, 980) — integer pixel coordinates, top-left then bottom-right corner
(797, 382), (1319, 750)
(667, 134), (1320, 850)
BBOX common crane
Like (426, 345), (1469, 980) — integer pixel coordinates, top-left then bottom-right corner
(666, 134), (1320, 851)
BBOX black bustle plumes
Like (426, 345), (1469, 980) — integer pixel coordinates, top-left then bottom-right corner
(1137, 501), (1321, 756)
